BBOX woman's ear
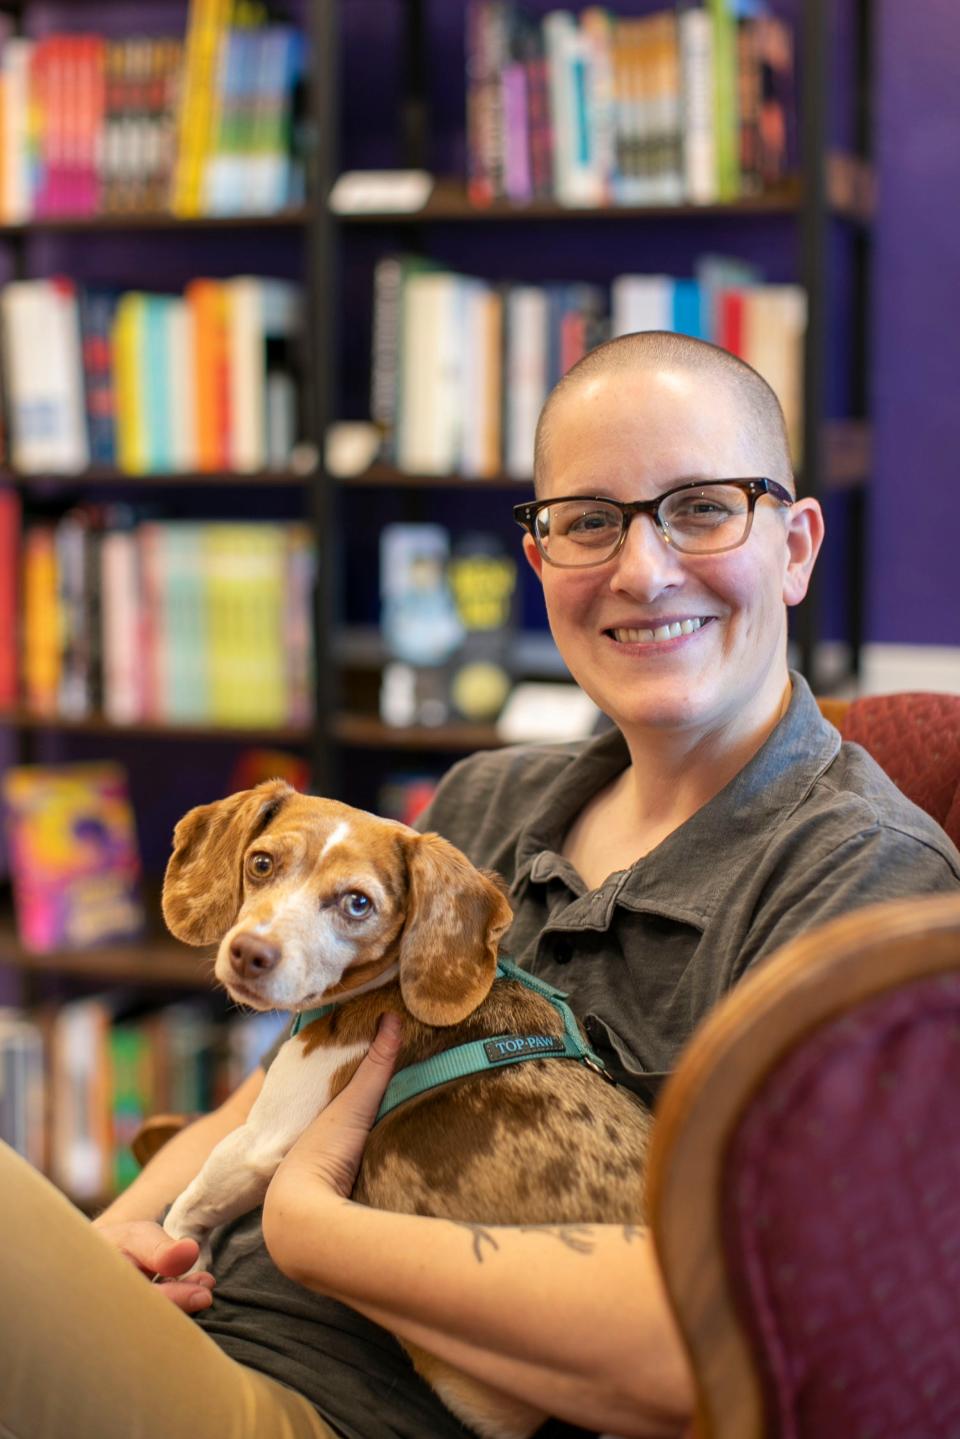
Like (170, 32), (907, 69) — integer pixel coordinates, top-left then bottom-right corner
(782, 496), (825, 607)
(398, 832), (513, 1026)
(522, 531), (544, 581)
(162, 779), (294, 945)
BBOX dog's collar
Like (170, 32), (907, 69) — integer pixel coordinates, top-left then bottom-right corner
(288, 960), (612, 1124)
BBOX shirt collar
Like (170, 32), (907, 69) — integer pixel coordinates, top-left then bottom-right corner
(511, 672), (840, 922)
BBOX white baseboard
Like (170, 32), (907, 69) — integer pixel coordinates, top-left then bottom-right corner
(860, 644), (960, 696)
(787, 642), (960, 697)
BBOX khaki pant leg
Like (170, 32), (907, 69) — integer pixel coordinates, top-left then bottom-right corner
(0, 1140), (338, 1439)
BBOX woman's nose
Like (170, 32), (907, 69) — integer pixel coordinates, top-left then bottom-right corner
(608, 513), (686, 598)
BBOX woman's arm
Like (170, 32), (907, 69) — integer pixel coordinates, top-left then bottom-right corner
(91, 1064), (266, 1312)
(96, 1063), (266, 1225)
(262, 1017), (693, 1438)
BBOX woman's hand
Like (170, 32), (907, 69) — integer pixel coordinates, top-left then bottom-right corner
(91, 1217), (215, 1312)
(269, 1011), (404, 1202)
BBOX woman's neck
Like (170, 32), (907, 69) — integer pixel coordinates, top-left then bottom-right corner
(562, 677), (792, 888)
(618, 676), (793, 833)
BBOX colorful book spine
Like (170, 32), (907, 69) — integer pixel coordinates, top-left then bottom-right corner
(171, 0), (232, 216)
(0, 488), (19, 707)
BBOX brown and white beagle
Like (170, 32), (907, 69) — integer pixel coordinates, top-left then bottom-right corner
(161, 779), (650, 1439)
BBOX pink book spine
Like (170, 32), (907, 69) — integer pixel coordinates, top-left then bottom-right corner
(501, 62), (531, 201)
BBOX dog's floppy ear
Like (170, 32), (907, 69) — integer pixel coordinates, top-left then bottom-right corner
(398, 831), (513, 1026)
(162, 779), (295, 945)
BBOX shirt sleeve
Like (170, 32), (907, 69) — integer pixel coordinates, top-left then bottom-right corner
(739, 822), (960, 977)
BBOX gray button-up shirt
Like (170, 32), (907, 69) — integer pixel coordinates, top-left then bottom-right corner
(418, 674), (960, 1104)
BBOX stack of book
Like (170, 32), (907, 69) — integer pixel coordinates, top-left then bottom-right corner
(0, 2), (304, 222)
(0, 275), (303, 476)
(8, 509), (314, 729)
(371, 254), (806, 477)
(466, 0), (796, 208)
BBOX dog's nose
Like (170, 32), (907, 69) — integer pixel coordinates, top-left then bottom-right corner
(229, 933), (281, 978)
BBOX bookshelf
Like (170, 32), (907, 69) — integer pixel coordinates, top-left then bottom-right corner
(317, 0), (875, 793)
(0, 0), (875, 1200)
(0, 0), (329, 1198)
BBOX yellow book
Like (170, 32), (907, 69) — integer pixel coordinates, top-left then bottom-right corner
(171, 0), (233, 216)
(113, 293), (148, 474)
(203, 523), (287, 725)
(21, 524), (59, 715)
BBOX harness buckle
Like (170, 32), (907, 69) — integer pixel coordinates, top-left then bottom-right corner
(582, 1053), (617, 1085)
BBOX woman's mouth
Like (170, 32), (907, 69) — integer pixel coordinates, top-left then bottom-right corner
(607, 617), (712, 645)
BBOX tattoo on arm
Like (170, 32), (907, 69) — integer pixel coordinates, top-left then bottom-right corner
(453, 1220), (648, 1263)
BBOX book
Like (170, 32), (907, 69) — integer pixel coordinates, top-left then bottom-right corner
(504, 284), (549, 478)
(49, 994), (114, 1199)
(678, 2), (717, 202)
(187, 278), (231, 471)
(369, 253), (436, 462)
(0, 277), (89, 473)
(380, 523), (463, 669)
(203, 523), (289, 725)
(397, 270), (464, 475)
(78, 287), (120, 466)
(99, 522), (142, 724)
(21, 525), (60, 716)
(610, 272), (674, 336)
(0, 1009), (46, 1169)
(0, 487), (19, 707)
(543, 10), (603, 207)
(740, 283), (806, 464)
(225, 276), (301, 472)
(112, 291), (149, 473)
(707, 0), (739, 199)
(1, 761), (145, 955)
(171, 0), (232, 216)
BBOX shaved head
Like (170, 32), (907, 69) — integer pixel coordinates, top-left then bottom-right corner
(534, 331), (795, 495)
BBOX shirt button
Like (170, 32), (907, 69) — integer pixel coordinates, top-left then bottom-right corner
(553, 938), (572, 964)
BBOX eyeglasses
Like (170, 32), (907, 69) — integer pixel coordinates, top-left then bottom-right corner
(513, 478), (794, 568)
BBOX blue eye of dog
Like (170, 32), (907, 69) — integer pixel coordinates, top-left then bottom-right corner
(341, 891), (373, 918)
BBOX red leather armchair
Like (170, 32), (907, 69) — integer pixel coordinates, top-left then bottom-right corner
(817, 691), (960, 847)
(648, 892), (960, 1439)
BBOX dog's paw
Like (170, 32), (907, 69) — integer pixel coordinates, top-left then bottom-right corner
(188, 1238), (214, 1277)
(163, 1216), (212, 1278)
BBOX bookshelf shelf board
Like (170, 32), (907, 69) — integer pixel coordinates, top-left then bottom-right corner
(0, 708), (312, 744)
(0, 923), (214, 988)
(3, 467), (311, 489)
(333, 162), (874, 227)
(340, 423), (871, 495)
(0, 207), (314, 235)
(341, 464), (531, 490)
(334, 712), (503, 752)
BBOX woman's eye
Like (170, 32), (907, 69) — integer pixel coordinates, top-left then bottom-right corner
(568, 510), (617, 535)
(247, 852), (273, 878)
(340, 891), (373, 919)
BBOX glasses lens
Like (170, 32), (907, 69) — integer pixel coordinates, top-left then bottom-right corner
(660, 484), (750, 553)
(535, 500), (623, 565)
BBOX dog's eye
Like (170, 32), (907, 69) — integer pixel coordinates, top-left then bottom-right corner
(247, 852), (274, 879)
(340, 891), (373, 919)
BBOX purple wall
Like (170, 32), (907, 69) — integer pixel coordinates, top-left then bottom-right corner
(870, 0), (960, 646)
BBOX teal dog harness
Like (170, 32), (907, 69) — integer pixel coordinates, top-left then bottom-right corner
(289, 958), (612, 1125)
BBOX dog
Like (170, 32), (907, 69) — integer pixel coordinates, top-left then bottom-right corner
(161, 779), (651, 1439)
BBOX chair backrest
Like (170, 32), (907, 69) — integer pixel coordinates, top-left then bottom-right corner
(817, 692), (960, 846)
(647, 893), (960, 1439)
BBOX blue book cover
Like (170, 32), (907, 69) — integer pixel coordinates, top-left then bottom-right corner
(672, 279), (706, 339)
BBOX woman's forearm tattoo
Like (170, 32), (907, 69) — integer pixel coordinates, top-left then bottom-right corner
(453, 1220), (646, 1264)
